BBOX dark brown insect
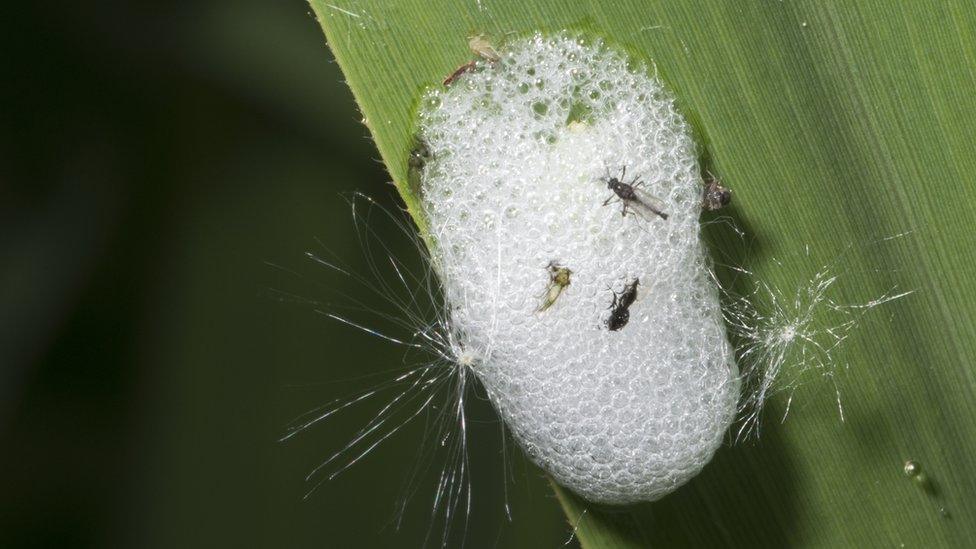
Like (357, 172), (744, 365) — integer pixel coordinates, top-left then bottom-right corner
(702, 173), (732, 211)
(603, 167), (669, 221)
(443, 61), (477, 86)
(607, 278), (640, 331)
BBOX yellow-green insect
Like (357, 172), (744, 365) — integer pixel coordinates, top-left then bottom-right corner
(468, 34), (501, 62)
(538, 262), (572, 312)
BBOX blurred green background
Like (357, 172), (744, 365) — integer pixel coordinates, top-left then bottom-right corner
(1, 2), (566, 547)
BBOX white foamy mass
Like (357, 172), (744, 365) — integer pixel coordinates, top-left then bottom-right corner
(417, 33), (739, 504)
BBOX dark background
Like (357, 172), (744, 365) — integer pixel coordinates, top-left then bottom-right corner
(1, 2), (566, 547)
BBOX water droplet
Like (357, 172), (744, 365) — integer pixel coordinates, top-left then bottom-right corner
(903, 460), (921, 479)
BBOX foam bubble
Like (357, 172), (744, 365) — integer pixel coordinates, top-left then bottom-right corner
(417, 33), (739, 504)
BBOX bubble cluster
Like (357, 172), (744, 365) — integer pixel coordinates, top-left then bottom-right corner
(417, 33), (739, 504)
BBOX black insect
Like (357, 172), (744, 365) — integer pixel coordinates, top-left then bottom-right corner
(606, 278), (640, 331)
(603, 167), (669, 221)
(702, 173), (732, 211)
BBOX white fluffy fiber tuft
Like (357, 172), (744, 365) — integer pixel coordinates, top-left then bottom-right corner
(418, 33), (739, 504)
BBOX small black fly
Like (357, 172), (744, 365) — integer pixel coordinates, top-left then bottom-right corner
(603, 167), (669, 221)
(607, 278), (640, 331)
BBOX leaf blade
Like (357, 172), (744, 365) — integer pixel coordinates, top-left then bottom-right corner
(309, 1), (976, 546)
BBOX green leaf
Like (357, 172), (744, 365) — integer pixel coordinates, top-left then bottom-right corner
(309, 1), (976, 546)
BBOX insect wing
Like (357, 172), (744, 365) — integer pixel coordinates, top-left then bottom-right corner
(630, 187), (669, 220)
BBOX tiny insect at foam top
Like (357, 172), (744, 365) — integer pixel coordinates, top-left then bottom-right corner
(415, 33), (739, 504)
